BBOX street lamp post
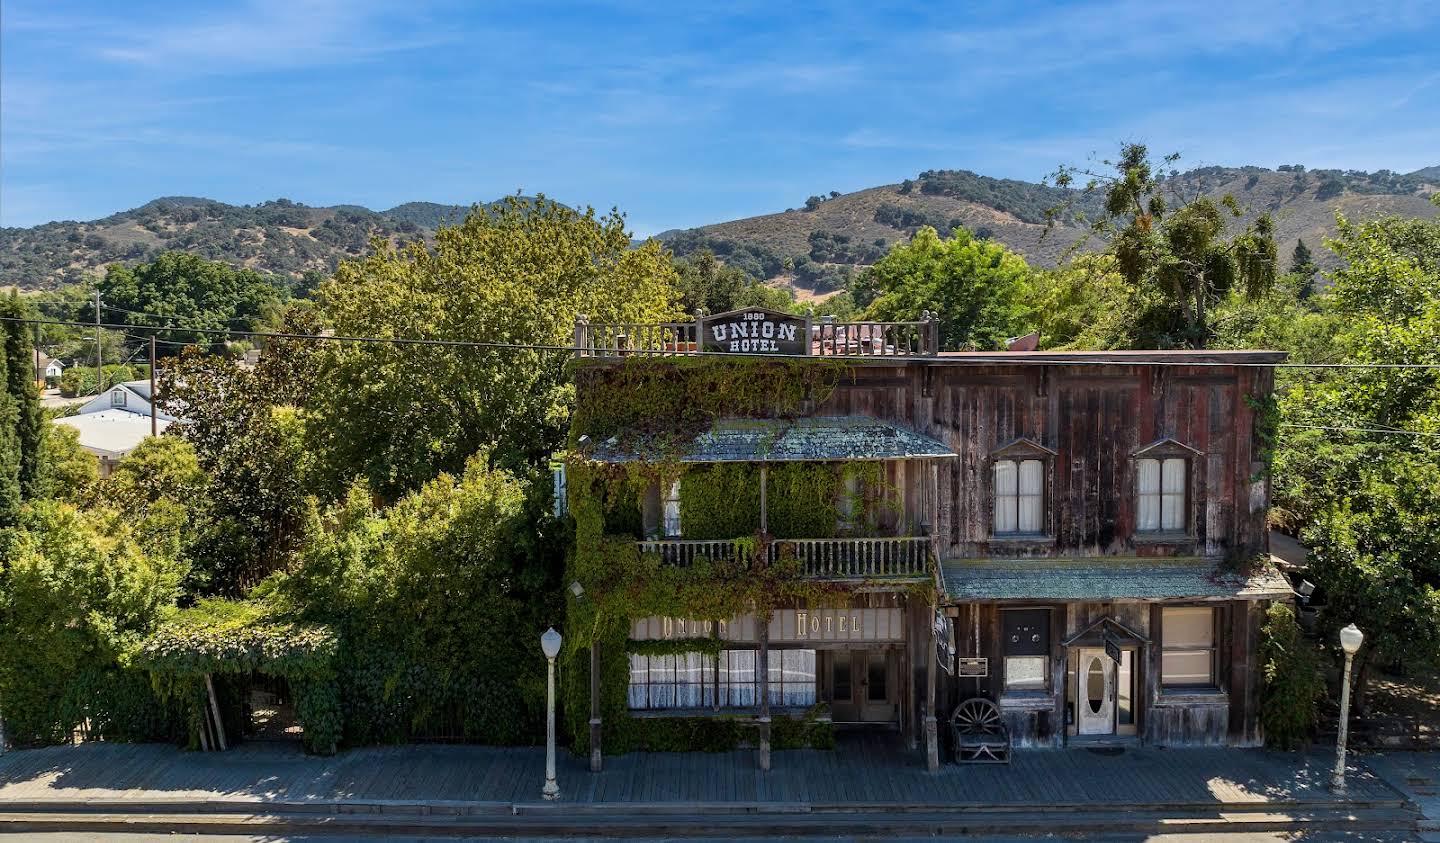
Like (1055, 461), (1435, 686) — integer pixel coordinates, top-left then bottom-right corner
(541, 627), (563, 801)
(1332, 623), (1364, 792)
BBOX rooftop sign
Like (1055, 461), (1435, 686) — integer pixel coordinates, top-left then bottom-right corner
(699, 308), (808, 355)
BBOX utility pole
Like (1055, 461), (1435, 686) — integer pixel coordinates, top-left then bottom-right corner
(94, 288), (102, 394)
(149, 335), (158, 437)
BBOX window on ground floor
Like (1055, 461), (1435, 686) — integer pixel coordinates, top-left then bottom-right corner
(1002, 608), (1050, 692)
(627, 649), (817, 710)
(1161, 606), (1218, 689)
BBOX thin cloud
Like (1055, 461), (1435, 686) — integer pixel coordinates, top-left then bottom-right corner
(96, 0), (451, 71)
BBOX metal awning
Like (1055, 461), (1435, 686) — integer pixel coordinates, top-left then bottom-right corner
(940, 555), (1292, 603)
(583, 416), (958, 464)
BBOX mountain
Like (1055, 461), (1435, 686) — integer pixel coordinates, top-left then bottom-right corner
(0, 197), (524, 290)
(658, 165), (1440, 299)
(4, 166), (1436, 294)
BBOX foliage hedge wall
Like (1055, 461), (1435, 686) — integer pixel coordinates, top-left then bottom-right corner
(0, 502), (185, 747)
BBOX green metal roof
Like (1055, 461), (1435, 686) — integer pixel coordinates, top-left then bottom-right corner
(940, 555), (1292, 602)
(585, 416), (958, 463)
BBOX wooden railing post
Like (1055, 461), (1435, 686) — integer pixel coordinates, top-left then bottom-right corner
(574, 315), (589, 358)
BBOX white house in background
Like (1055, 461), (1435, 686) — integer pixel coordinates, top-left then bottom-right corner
(53, 411), (173, 477)
(37, 352), (65, 385)
(77, 380), (176, 422)
(57, 380), (180, 477)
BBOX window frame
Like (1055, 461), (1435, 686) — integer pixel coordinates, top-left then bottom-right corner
(1136, 456), (1188, 533)
(626, 646), (818, 712)
(1130, 438), (1202, 539)
(1159, 605), (1221, 691)
(1000, 607), (1052, 693)
(110, 389), (127, 407)
(987, 439), (1056, 541)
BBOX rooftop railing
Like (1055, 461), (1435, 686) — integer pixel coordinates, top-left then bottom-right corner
(636, 535), (933, 580)
(575, 312), (939, 359)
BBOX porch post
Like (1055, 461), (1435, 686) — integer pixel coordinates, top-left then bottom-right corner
(925, 599), (940, 771)
(759, 464), (769, 535)
(589, 641), (602, 772)
(758, 619), (771, 771)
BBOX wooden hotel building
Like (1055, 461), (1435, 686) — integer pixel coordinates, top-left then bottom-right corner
(566, 308), (1292, 770)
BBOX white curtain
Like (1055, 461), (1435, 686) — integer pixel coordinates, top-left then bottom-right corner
(993, 460), (1018, 533)
(1018, 459), (1043, 533)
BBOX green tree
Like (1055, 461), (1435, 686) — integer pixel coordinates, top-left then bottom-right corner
(1, 291), (43, 500)
(0, 341), (19, 528)
(308, 196), (681, 497)
(1023, 253), (1177, 349)
(1289, 238), (1318, 299)
(35, 424), (97, 504)
(674, 250), (795, 316)
(1274, 214), (1440, 712)
(0, 501), (182, 745)
(284, 453), (561, 744)
(861, 226), (1030, 350)
(159, 349), (313, 596)
(99, 252), (284, 348)
(1050, 144), (1277, 347)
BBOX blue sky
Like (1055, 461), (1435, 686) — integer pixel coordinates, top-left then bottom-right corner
(3, 0), (1439, 234)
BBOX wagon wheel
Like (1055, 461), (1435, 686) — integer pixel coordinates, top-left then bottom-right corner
(954, 698), (1003, 735)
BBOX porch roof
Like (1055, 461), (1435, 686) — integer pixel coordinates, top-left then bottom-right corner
(584, 416), (958, 463)
(940, 555), (1292, 603)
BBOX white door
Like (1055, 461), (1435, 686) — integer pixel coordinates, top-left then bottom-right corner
(1076, 647), (1115, 735)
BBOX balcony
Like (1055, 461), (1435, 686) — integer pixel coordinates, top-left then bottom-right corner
(636, 536), (933, 580)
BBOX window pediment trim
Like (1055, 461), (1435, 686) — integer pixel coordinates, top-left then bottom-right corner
(989, 437), (1058, 460)
(1131, 437), (1203, 459)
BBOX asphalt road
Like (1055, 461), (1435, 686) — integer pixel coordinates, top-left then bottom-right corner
(2, 832), (1425, 842)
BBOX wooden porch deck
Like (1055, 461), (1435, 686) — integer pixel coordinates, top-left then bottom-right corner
(0, 733), (1406, 810)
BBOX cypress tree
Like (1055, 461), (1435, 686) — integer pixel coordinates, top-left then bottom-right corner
(1289, 239), (1318, 299)
(0, 292), (42, 499)
(0, 343), (20, 527)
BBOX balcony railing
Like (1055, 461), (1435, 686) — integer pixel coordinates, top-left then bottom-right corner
(636, 536), (933, 579)
(575, 314), (940, 359)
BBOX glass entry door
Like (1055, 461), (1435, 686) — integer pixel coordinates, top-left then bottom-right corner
(830, 649), (897, 723)
(1076, 647), (1115, 735)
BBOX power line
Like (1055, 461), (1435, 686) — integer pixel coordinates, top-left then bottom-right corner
(1281, 423), (1440, 438)
(103, 303), (258, 327)
(6, 314), (1440, 370)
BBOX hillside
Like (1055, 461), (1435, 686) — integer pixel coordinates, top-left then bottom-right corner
(660, 165), (1440, 297)
(0, 197), (476, 290)
(4, 165), (1436, 295)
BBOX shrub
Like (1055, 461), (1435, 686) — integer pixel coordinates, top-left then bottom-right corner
(1259, 602), (1326, 749)
(0, 502), (184, 746)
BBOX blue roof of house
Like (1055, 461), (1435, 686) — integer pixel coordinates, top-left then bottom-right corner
(584, 416), (957, 463)
(940, 555), (1292, 602)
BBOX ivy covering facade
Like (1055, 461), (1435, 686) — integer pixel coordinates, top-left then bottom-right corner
(562, 356), (934, 754)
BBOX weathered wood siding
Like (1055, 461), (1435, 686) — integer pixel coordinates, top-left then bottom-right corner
(812, 362), (1274, 560)
(945, 599), (1263, 748)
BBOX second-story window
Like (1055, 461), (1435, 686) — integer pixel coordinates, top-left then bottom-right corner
(662, 479), (682, 537)
(1137, 457), (1186, 532)
(993, 459), (1044, 535)
(110, 389), (126, 407)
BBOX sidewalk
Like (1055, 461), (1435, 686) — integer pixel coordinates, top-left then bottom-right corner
(0, 735), (1424, 837)
(1367, 752), (1440, 840)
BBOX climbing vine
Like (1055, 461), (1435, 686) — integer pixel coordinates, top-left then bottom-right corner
(1245, 392), (1280, 479)
(135, 598), (341, 754)
(561, 356), (929, 755)
(569, 357), (850, 449)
